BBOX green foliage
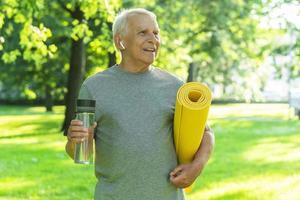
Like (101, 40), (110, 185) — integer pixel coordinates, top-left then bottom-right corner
(2, 49), (20, 63)
(0, 0), (121, 103)
(0, 0), (298, 104)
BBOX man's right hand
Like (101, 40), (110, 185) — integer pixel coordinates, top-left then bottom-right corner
(66, 120), (97, 159)
(67, 120), (92, 143)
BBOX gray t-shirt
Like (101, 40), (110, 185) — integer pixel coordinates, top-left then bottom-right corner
(79, 64), (185, 200)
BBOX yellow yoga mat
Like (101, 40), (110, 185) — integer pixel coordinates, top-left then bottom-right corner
(174, 82), (212, 164)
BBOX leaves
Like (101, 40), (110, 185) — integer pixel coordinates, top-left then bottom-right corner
(2, 49), (20, 63)
(0, 0), (298, 103)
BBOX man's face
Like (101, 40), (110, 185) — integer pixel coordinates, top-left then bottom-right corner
(122, 14), (161, 66)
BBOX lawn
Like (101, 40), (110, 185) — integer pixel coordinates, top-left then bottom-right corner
(0, 104), (299, 200)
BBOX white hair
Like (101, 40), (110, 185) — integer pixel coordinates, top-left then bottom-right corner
(112, 8), (157, 37)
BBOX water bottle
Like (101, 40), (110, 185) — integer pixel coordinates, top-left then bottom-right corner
(74, 99), (96, 164)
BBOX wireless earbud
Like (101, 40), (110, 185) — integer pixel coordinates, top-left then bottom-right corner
(120, 41), (125, 50)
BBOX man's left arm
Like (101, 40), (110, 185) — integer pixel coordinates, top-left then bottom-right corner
(170, 125), (215, 188)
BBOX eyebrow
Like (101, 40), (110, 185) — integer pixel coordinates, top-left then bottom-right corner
(136, 27), (160, 32)
(136, 27), (144, 32)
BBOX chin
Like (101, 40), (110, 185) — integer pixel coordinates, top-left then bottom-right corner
(143, 59), (155, 66)
(139, 58), (155, 66)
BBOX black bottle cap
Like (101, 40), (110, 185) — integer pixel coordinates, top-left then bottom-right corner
(76, 99), (96, 113)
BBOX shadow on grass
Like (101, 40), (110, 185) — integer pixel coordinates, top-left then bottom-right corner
(0, 105), (64, 116)
(0, 131), (60, 139)
(0, 114), (64, 139)
(192, 118), (300, 194)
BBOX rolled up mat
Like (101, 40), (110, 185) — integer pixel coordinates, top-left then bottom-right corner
(174, 82), (212, 164)
(173, 82), (212, 192)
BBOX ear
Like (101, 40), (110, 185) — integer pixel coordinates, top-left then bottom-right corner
(114, 34), (125, 50)
(120, 41), (125, 50)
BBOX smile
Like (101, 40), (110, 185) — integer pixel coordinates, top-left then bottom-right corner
(143, 47), (156, 52)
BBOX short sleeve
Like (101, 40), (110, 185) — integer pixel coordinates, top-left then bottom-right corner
(78, 83), (93, 100)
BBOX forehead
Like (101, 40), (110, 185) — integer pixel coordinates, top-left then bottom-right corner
(127, 13), (159, 30)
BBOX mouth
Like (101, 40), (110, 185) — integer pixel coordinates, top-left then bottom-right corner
(143, 47), (156, 53)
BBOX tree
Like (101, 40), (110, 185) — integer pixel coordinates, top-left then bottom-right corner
(148, 0), (275, 101)
(0, 0), (120, 133)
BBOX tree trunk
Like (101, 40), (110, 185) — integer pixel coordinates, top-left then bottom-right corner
(62, 38), (85, 135)
(107, 22), (116, 68)
(187, 62), (195, 82)
(108, 51), (116, 68)
(61, 6), (85, 135)
(45, 84), (53, 112)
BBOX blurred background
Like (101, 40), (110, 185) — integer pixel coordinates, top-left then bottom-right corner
(0, 0), (299, 199)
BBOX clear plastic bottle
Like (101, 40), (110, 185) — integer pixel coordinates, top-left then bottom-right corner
(74, 99), (96, 164)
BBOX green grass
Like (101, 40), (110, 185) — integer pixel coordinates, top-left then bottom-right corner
(0, 104), (299, 200)
(0, 106), (96, 200)
(189, 104), (300, 200)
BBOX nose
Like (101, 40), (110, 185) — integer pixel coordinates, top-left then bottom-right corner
(147, 33), (160, 44)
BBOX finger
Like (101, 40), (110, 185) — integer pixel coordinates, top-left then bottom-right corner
(170, 169), (186, 180)
(71, 137), (86, 143)
(170, 177), (178, 186)
(170, 165), (183, 177)
(70, 126), (88, 133)
(170, 174), (185, 187)
(68, 126), (88, 138)
(68, 134), (87, 143)
(70, 120), (83, 125)
(68, 128), (86, 139)
(93, 122), (97, 128)
(170, 173), (191, 188)
(69, 132), (89, 138)
(170, 175), (180, 183)
(69, 132), (88, 139)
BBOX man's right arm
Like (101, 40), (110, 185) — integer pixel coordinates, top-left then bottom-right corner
(65, 140), (75, 159)
(65, 120), (86, 160)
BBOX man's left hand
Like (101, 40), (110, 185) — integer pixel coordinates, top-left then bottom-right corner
(169, 162), (202, 188)
(170, 124), (214, 188)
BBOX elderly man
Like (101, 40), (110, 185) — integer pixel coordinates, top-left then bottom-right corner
(66, 8), (214, 200)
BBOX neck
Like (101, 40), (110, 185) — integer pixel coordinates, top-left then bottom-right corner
(119, 59), (151, 73)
